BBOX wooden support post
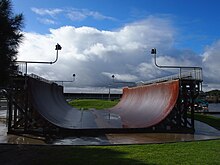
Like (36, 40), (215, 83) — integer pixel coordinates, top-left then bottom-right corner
(8, 94), (12, 132)
(24, 84), (28, 132)
(14, 104), (17, 128)
(190, 82), (195, 130)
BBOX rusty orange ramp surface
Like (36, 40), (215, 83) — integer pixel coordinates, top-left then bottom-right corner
(29, 77), (179, 129)
(110, 80), (179, 128)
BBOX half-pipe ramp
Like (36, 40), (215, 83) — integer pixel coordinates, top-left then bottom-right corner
(29, 77), (179, 129)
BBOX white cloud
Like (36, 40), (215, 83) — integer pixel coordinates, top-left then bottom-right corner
(31, 7), (116, 24)
(31, 8), (63, 17)
(37, 18), (57, 25)
(202, 40), (220, 85)
(66, 10), (87, 21)
(66, 8), (116, 21)
(17, 16), (220, 91)
(102, 72), (138, 82)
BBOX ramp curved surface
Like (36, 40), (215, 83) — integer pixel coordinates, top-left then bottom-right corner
(29, 77), (179, 129)
(110, 80), (179, 128)
(29, 78), (122, 129)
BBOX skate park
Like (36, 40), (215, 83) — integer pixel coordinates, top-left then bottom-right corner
(1, 46), (219, 145)
(1, 1), (220, 164)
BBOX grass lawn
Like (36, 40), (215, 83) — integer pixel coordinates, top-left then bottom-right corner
(69, 99), (119, 110)
(1, 140), (219, 164)
(42, 140), (220, 165)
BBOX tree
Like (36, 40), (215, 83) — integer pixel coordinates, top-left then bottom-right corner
(0, 0), (23, 87)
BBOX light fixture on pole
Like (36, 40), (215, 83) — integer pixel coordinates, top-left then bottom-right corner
(16, 43), (62, 74)
(150, 48), (202, 78)
(54, 73), (76, 86)
(112, 75), (115, 82)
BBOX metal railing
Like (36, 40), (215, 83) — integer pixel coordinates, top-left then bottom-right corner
(137, 68), (202, 86)
(29, 73), (54, 84)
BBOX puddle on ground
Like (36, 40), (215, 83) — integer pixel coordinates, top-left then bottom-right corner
(0, 109), (219, 145)
(0, 110), (45, 144)
(51, 120), (220, 145)
(106, 133), (219, 145)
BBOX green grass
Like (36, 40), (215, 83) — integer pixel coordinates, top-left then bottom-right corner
(69, 99), (119, 110)
(8, 140), (220, 165)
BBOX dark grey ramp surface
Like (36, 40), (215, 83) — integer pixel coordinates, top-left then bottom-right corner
(29, 77), (121, 129)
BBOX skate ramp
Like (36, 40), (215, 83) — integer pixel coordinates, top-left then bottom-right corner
(29, 78), (121, 129)
(29, 77), (179, 129)
(110, 80), (179, 128)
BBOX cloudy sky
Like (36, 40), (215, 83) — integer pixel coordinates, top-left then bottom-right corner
(12, 0), (220, 92)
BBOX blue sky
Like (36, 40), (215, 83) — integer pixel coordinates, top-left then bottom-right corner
(12, 0), (220, 53)
(11, 0), (220, 91)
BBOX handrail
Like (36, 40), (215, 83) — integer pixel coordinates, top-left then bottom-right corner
(29, 74), (53, 84)
(138, 69), (203, 86)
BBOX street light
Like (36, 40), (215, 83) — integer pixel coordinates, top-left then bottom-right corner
(111, 75), (136, 86)
(150, 48), (202, 78)
(16, 43), (62, 74)
(54, 73), (76, 86)
(112, 75), (115, 82)
(72, 74), (76, 81)
(108, 75), (115, 100)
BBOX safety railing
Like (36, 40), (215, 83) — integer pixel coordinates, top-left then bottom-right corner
(29, 73), (53, 84)
(137, 67), (202, 86)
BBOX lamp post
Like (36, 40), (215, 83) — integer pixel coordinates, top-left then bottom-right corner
(112, 75), (115, 82)
(17, 43), (62, 75)
(54, 73), (76, 86)
(150, 48), (202, 79)
(108, 75), (115, 100)
(111, 75), (136, 86)
(108, 84), (111, 100)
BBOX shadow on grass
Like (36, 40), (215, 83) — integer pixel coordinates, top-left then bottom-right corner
(0, 144), (150, 165)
